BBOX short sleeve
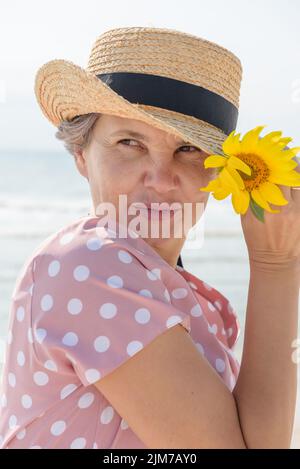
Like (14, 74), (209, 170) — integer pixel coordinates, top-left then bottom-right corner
(31, 239), (191, 387)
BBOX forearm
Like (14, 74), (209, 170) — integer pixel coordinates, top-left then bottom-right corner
(233, 259), (299, 448)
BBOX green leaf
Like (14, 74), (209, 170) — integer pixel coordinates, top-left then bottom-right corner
(249, 198), (265, 223)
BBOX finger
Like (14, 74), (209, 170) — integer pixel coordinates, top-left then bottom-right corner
(291, 156), (300, 204)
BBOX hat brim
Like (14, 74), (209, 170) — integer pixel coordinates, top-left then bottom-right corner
(34, 59), (228, 155)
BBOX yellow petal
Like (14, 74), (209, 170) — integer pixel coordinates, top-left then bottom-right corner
(199, 179), (221, 192)
(280, 147), (300, 160)
(226, 166), (245, 190)
(260, 130), (283, 144)
(239, 125), (266, 152)
(213, 187), (232, 200)
(219, 168), (240, 192)
(279, 137), (293, 146)
(258, 182), (289, 206)
(227, 155), (252, 175)
(251, 189), (280, 213)
(268, 175), (300, 187)
(269, 169), (300, 185)
(222, 131), (241, 155)
(268, 159), (299, 171)
(204, 155), (228, 168)
(231, 190), (250, 214)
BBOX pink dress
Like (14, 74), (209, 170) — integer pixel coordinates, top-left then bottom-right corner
(0, 215), (241, 449)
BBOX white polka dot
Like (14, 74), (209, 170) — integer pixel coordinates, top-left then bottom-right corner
(41, 294), (53, 312)
(73, 265), (90, 282)
(118, 250), (133, 263)
(190, 303), (203, 317)
(16, 306), (25, 322)
(94, 336), (110, 353)
(221, 327), (226, 335)
(107, 275), (123, 288)
(67, 298), (83, 315)
(139, 289), (153, 298)
(16, 429), (26, 440)
(8, 372), (16, 388)
(196, 343), (205, 355)
(21, 394), (32, 409)
(70, 437), (86, 449)
(164, 289), (171, 302)
(60, 384), (78, 400)
(93, 442), (98, 449)
(7, 330), (13, 344)
(100, 406), (114, 424)
(226, 327), (233, 337)
(208, 323), (218, 335)
(30, 446), (42, 449)
(121, 419), (129, 430)
(188, 281), (198, 290)
(48, 260), (60, 277)
(50, 420), (66, 436)
(44, 360), (57, 372)
(85, 369), (101, 384)
(34, 328), (47, 344)
(8, 415), (17, 429)
(166, 315), (183, 328)
(99, 303), (117, 319)
(86, 237), (103, 251)
(147, 268), (161, 280)
(171, 288), (188, 299)
(202, 281), (213, 290)
(33, 371), (49, 386)
(17, 351), (25, 367)
(127, 340), (143, 356)
(27, 328), (33, 344)
(207, 301), (216, 312)
(134, 308), (151, 324)
(78, 392), (95, 409)
(1, 393), (7, 408)
(216, 358), (226, 373)
(60, 232), (74, 245)
(62, 332), (78, 347)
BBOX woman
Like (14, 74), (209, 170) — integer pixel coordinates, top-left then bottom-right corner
(0, 26), (299, 449)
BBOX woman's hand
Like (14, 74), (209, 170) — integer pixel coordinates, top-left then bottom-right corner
(240, 157), (300, 272)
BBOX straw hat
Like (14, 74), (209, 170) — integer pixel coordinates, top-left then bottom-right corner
(34, 26), (243, 156)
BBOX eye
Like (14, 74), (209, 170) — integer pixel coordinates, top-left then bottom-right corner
(177, 145), (201, 153)
(118, 139), (141, 148)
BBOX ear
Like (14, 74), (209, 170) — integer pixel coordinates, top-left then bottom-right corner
(74, 149), (89, 181)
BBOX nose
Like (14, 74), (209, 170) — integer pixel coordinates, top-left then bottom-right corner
(143, 161), (179, 193)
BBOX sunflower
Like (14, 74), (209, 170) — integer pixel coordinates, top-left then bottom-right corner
(199, 125), (300, 221)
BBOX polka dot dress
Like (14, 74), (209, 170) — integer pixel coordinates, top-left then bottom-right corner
(0, 215), (241, 449)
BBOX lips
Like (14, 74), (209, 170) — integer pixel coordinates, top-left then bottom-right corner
(133, 202), (182, 212)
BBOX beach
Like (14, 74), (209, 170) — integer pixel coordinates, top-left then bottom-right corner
(0, 149), (299, 448)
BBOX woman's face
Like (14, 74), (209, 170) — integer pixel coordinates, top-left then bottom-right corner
(75, 114), (217, 267)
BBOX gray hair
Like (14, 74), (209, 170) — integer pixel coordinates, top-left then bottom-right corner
(55, 113), (101, 158)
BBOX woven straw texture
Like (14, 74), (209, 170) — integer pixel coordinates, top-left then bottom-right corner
(34, 26), (243, 155)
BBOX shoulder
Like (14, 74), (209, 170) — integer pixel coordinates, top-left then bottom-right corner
(31, 216), (165, 304)
(32, 216), (144, 275)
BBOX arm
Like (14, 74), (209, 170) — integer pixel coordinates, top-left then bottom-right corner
(233, 259), (299, 448)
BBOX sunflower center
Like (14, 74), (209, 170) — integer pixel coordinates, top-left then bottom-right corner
(235, 153), (270, 191)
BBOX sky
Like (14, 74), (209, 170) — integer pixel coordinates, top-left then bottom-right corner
(0, 0), (299, 152)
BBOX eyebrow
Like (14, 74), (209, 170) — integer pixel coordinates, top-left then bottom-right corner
(109, 129), (190, 145)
